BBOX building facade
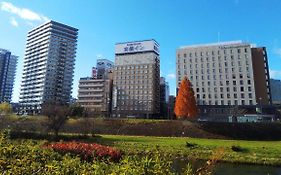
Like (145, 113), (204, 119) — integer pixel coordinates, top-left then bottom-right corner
(19, 20), (78, 114)
(176, 41), (271, 108)
(0, 49), (18, 103)
(160, 77), (169, 118)
(78, 59), (114, 116)
(96, 59), (114, 79)
(77, 77), (112, 117)
(270, 79), (281, 104)
(112, 39), (160, 118)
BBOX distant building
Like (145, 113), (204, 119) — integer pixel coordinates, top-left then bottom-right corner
(0, 49), (18, 103)
(112, 39), (160, 118)
(96, 59), (114, 79)
(270, 79), (281, 104)
(160, 77), (169, 118)
(19, 21), (78, 114)
(77, 59), (114, 116)
(92, 67), (98, 79)
(168, 95), (176, 119)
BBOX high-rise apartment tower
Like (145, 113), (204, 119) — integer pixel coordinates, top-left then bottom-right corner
(19, 20), (78, 113)
(0, 49), (18, 102)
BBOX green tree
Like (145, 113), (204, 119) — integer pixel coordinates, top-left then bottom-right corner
(70, 104), (85, 117)
(41, 103), (70, 138)
(0, 102), (12, 115)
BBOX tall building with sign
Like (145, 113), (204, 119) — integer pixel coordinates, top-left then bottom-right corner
(113, 39), (160, 118)
(0, 49), (18, 103)
(176, 41), (271, 107)
(19, 20), (78, 114)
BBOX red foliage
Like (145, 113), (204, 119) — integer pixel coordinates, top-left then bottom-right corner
(175, 76), (198, 119)
(43, 142), (122, 161)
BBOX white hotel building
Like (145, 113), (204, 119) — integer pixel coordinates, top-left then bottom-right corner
(176, 41), (271, 107)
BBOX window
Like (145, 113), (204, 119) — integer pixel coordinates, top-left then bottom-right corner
(241, 87), (244, 92)
(248, 80), (251, 85)
(227, 87), (230, 92)
(249, 93), (252, 98)
(184, 53), (187, 58)
(240, 80), (244, 85)
(241, 93), (245, 98)
(248, 87), (252, 91)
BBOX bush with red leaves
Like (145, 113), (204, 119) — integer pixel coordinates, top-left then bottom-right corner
(43, 142), (122, 162)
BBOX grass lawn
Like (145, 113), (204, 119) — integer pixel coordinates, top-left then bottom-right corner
(90, 134), (281, 166)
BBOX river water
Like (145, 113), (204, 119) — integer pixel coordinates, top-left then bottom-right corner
(172, 158), (281, 175)
(214, 163), (281, 175)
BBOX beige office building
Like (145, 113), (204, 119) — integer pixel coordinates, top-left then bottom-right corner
(77, 77), (112, 116)
(176, 41), (271, 106)
(113, 39), (160, 118)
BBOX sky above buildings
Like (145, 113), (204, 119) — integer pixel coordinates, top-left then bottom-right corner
(0, 0), (281, 102)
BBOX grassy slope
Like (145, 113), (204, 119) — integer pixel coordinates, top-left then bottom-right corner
(92, 134), (281, 166)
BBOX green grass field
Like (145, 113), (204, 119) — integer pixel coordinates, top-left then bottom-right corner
(91, 134), (281, 166)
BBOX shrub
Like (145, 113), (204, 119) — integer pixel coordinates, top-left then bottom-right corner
(43, 142), (122, 161)
(186, 141), (197, 148)
(231, 145), (243, 152)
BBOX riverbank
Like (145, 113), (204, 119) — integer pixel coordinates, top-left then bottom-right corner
(7, 130), (281, 166)
(3, 115), (281, 140)
(91, 134), (281, 166)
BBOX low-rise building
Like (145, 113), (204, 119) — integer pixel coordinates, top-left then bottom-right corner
(77, 77), (112, 117)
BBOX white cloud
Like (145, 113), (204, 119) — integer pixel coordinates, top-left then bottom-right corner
(167, 73), (176, 79)
(96, 54), (103, 59)
(10, 17), (18, 27)
(269, 69), (281, 79)
(0, 1), (49, 22)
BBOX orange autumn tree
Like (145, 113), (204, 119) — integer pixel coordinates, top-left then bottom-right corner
(174, 76), (198, 119)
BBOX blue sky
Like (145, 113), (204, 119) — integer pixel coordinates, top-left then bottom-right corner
(1, 0), (281, 102)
